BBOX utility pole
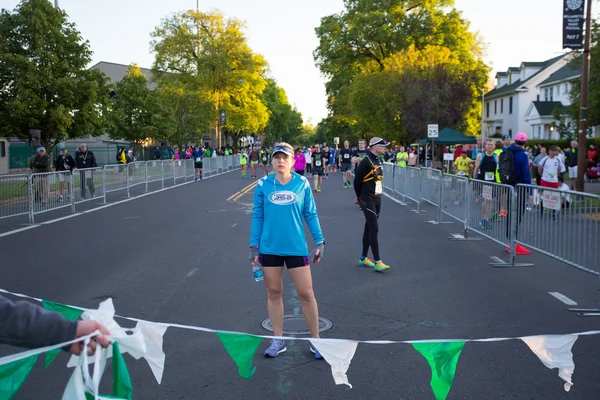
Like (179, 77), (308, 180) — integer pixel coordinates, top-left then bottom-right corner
(54, 0), (59, 8)
(576, 0), (592, 192)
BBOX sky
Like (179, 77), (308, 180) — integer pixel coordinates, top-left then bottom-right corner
(1, 0), (596, 125)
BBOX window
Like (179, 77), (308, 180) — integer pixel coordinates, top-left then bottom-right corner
(494, 100), (497, 114)
(501, 99), (504, 114)
(486, 102), (489, 118)
(550, 87), (554, 101)
(509, 96), (513, 114)
(508, 129), (512, 136)
(544, 88), (549, 101)
(0, 141), (5, 157)
(564, 83), (568, 94)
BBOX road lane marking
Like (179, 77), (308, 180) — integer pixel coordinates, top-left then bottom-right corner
(548, 292), (578, 306)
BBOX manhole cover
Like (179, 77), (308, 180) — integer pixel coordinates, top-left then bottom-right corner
(261, 314), (333, 335)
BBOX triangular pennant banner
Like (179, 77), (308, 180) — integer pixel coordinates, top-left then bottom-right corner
(309, 339), (358, 388)
(0, 354), (39, 400)
(42, 300), (84, 368)
(135, 321), (168, 384)
(215, 332), (262, 379)
(412, 341), (465, 400)
(522, 334), (577, 392)
(112, 342), (133, 399)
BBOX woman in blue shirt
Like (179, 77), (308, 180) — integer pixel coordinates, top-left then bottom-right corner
(250, 142), (325, 359)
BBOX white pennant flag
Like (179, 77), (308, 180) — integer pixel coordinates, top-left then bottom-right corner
(522, 334), (577, 392)
(310, 339), (358, 388)
(136, 321), (168, 384)
(67, 299), (147, 368)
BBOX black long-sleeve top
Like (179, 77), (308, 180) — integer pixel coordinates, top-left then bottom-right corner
(354, 150), (383, 200)
(0, 295), (77, 349)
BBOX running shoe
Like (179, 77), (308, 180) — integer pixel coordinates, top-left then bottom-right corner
(316, 188), (321, 192)
(479, 219), (490, 229)
(358, 257), (375, 268)
(373, 260), (390, 271)
(310, 344), (324, 360)
(264, 339), (287, 358)
(499, 209), (508, 217)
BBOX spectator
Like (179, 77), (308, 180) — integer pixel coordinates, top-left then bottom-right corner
(55, 146), (75, 201)
(75, 144), (97, 199)
(538, 146), (565, 190)
(565, 140), (578, 189)
(501, 134), (511, 151)
(453, 152), (473, 176)
(588, 144), (598, 167)
(116, 148), (127, 165)
(532, 147), (547, 184)
(557, 175), (572, 209)
(153, 147), (161, 160)
(28, 146), (51, 205)
(0, 294), (110, 355)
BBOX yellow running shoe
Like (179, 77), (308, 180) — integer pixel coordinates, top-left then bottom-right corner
(374, 260), (390, 272)
(358, 257), (375, 268)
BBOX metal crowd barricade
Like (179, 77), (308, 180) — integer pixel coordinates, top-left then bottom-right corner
(0, 174), (30, 222)
(382, 162), (395, 191)
(173, 160), (186, 183)
(419, 168), (442, 208)
(216, 156), (224, 173)
(515, 184), (600, 316)
(440, 173), (468, 223)
(163, 160), (175, 185)
(404, 167), (424, 212)
(146, 160), (164, 190)
(102, 164), (128, 201)
(29, 171), (73, 223)
(72, 167), (104, 204)
(185, 159), (195, 180)
(128, 162), (147, 193)
(203, 158), (214, 177)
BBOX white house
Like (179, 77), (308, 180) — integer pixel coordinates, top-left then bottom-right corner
(524, 61), (585, 140)
(483, 53), (574, 139)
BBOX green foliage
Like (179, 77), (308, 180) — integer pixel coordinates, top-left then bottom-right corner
(569, 20), (600, 127)
(159, 86), (214, 145)
(0, 0), (110, 151)
(260, 79), (303, 146)
(551, 106), (577, 141)
(314, 0), (489, 141)
(106, 65), (170, 145)
(151, 10), (269, 146)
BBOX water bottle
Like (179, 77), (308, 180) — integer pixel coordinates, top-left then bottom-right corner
(252, 264), (264, 282)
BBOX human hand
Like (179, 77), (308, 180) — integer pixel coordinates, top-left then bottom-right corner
(312, 242), (325, 263)
(354, 198), (359, 205)
(69, 320), (110, 355)
(249, 247), (259, 265)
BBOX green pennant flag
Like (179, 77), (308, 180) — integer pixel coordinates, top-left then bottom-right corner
(216, 332), (262, 379)
(42, 300), (84, 369)
(0, 354), (39, 400)
(113, 342), (133, 399)
(412, 341), (465, 400)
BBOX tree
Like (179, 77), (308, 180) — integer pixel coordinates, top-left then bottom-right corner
(314, 0), (489, 139)
(0, 0), (110, 151)
(552, 106), (577, 141)
(158, 86), (214, 145)
(151, 10), (268, 148)
(107, 65), (169, 146)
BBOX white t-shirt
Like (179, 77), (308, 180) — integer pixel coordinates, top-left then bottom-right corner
(558, 183), (571, 204)
(539, 156), (565, 183)
(557, 152), (566, 165)
(304, 152), (312, 164)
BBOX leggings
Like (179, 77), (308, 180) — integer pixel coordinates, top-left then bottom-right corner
(360, 198), (381, 260)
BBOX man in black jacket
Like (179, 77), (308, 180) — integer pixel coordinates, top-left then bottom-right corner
(28, 147), (51, 205)
(353, 137), (391, 272)
(55, 146), (76, 201)
(75, 144), (97, 199)
(0, 294), (110, 354)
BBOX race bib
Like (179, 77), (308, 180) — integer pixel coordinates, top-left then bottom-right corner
(195, 157), (201, 162)
(375, 181), (382, 195)
(315, 160), (322, 167)
(457, 171), (466, 176)
(485, 172), (494, 181)
(548, 172), (556, 178)
(344, 154), (350, 159)
(262, 157), (267, 162)
(85, 171), (92, 179)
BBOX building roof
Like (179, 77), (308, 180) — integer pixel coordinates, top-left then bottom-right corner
(531, 101), (568, 117)
(538, 61), (581, 87)
(521, 61), (546, 67)
(485, 54), (567, 99)
(88, 61), (156, 90)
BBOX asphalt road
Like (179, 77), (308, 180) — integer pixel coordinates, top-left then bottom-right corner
(1, 168), (599, 399)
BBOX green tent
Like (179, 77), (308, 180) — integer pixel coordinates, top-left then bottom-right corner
(418, 128), (478, 145)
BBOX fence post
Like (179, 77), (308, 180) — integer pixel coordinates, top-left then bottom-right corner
(70, 173), (76, 214)
(28, 174), (34, 225)
(173, 161), (176, 186)
(126, 164), (131, 198)
(102, 167), (107, 204)
(438, 173), (444, 223)
(145, 162), (149, 193)
(161, 161), (164, 189)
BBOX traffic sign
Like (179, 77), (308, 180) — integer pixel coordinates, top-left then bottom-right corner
(427, 124), (439, 138)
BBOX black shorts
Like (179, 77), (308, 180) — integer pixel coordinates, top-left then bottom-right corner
(294, 169), (305, 175)
(259, 254), (309, 269)
(312, 167), (324, 176)
(341, 163), (352, 172)
(195, 162), (203, 169)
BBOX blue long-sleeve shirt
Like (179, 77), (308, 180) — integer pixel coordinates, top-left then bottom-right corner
(509, 145), (532, 186)
(250, 173), (324, 255)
